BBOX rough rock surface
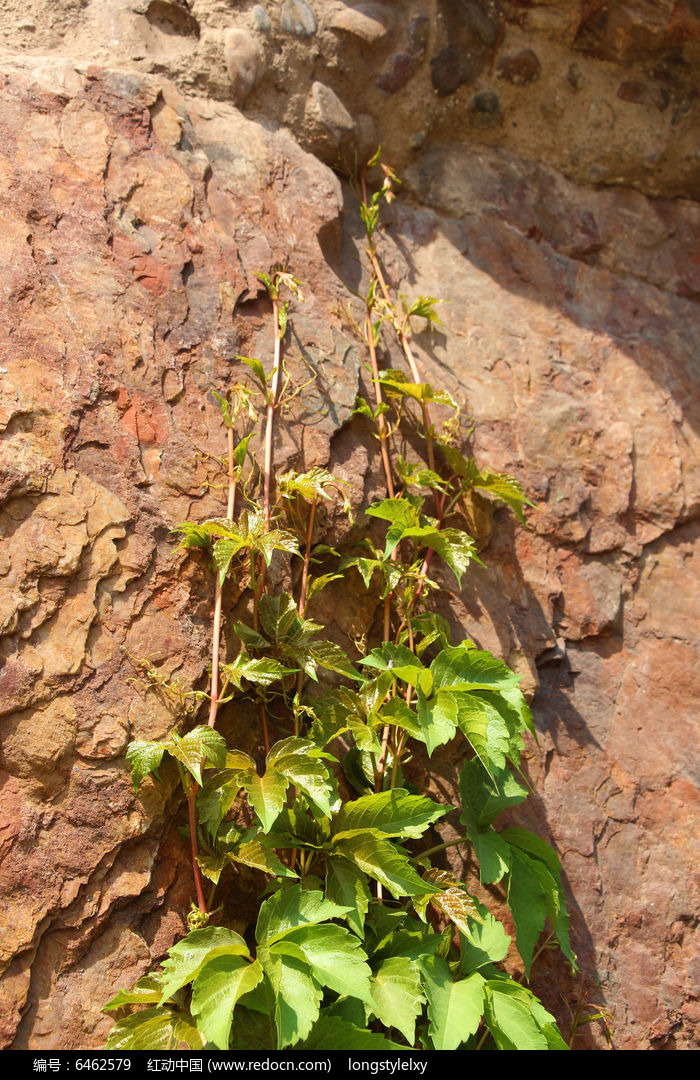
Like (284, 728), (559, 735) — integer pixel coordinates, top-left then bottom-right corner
(0, 0), (698, 1053)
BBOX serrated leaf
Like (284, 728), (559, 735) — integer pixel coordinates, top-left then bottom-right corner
(257, 528), (300, 566)
(453, 692), (511, 774)
(423, 872), (484, 937)
(125, 741), (166, 793)
(416, 686), (458, 756)
(458, 902), (511, 975)
(483, 981), (550, 1050)
(242, 768), (290, 833)
(325, 856), (371, 938)
(238, 354), (269, 388)
(229, 837), (298, 879)
(198, 769), (245, 839)
(197, 852), (225, 884)
(333, 833), (442, 899)
(190, 956), (263, 1050)
(300, 1015), (403, 1051)
(420, 958), (484, 1050)
(224, 655), (297, 689)
(506, 847), (549, 977)
(212, 389), (233, 429)
(272, 755), (333, 819)
(332, 789), (449, 841)
(370, 956), (425, 1045)
(278, 467), (340, 503)
(105, 1008), (204, 1050)
(470, 468), (536, 525)
(404, 295), (444, 327)
(361, 643), (432, 694)
(213, 536), (247, 584)
(471, 828), (512, 885)
(261, 947), (323, 1049)
(103, 975), (163, 1011)
(234, 432), (252, 468)
(431, 646), (521, 693)
(256, 885), (350, 947)
(283, 923), (373, 1003)
(459, 758), (528, 832)
(158, 927), (251, 1004)
(168, 726), (227, 787)
(502, 829), (576, 972)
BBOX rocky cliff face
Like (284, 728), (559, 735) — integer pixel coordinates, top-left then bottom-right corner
(0, 0), (698, 1051)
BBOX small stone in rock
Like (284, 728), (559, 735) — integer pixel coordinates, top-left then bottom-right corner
(251, 5), (271, 32)
(497, 49), (541, 86)
(377, 51), (416, 95)
(408, 13), (429, 57)
(224, 29), (261, 104)
(281, 0), (317, 37)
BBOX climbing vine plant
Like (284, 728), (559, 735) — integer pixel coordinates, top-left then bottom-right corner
(104, 153), (576, 1052)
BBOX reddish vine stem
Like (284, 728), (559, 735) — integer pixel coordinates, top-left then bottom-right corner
(263, 296), (282, 532)
(188, 785), (208, 913)
(208, 425), (237, 729)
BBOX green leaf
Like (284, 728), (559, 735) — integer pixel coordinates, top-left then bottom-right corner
(325, 856), (371, 938)
(483, 981), (550, 1050)
(453, 692), (511, 774)
(470, 468), (536, 526)
(409, 527), (478, 587)
(260, 947), (322, 1049)
(431, 646), (521, 693)
(506, 847), (549, 978)
(272, 755), (333, 819)
(370, 956), (425, 1045)
(416, 687), (458, 756)
(229, 837), (298, 879)
(471, 828), (512, 885)
(197, 769), (245, 839)
(256, 885), (350, 947)
(105, 1008), (204, 1050)
(103, 975), (163, 1011)
(125, 740), (166, 793)
(458, 903), (511, 975)
(278, 467), (341, 502)
(459, 758), (528, 831)
(332, 789), (449, 841)
(404, 295), (444, 327)
(283, 923), (373, 1003)
(238, 354), (269, 388)
(223, 655), (297, 690)
(420, 958), (484, 1050)
(233, 432), (252, 468)
(501, 829), (576, 973)
(333, 833), (442, 899)
(300, 1015), (403, 1051)
(243, 768), (290, 833)
(257, 528), (300, 566)
(360, 643), (432, 694)
(212, 390), (233, 428)
(158, 927), (251, 1003)
(167, 726), (227, 787)
(213, 536), (247, 584)
(190, 956), (263, 1050)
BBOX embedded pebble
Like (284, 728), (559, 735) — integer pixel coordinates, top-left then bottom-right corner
(329, 3), (390, 44)
(430, 46), (483, 96)
(376, 51), (415, 95)
(408, 13), (429, 57)
(470, 90), (501, 128)
(281, 0), (317, 37)
(251, 5), (271, 32)
(224, 28), (261, 104)
(305, 81), (355, 145)
(461, 0), (499, 45)
(497, 49), (541, 86)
